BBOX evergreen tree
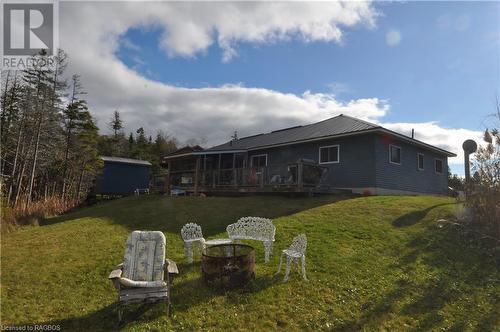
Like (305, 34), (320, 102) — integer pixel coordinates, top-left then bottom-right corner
(109, 110), (123, 137)
(134, 127), (148, 160)
(61, 75), (89, 197)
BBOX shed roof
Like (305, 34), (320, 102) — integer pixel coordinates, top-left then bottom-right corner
(100, 156), (152, 166)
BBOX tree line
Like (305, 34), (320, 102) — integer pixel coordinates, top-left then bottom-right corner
(98, 110), (178, 176)
(0, 50), (178, 213)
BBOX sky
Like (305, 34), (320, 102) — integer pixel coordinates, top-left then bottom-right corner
(56, 1), (500, 175)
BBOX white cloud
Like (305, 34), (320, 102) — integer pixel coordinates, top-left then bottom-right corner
(385, 29), (401, 46)
(59, 1), (383, 143)
(382, 122), (483, 165)
(56, 2), (479, 168)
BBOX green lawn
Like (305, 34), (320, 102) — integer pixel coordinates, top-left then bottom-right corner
(1, 195), (499, 331)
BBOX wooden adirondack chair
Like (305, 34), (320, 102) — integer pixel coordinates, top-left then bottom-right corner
(108, 231), (179, 323)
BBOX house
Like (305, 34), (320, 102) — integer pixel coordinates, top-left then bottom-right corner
(95, 156), (152, 195)
(162, 115), (456, 195)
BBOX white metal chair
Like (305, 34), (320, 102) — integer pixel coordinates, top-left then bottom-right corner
(180, 222), (232, 263)
(276, 234), (308, 281)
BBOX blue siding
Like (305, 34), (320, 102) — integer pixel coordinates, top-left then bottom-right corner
(248, 134), (377, 188)
(96, 162), (150, 195)
(374, 134), (448, 194)
(248, 133), (449, 194)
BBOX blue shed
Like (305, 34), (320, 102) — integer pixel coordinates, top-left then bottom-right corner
(96, 156), (152, 195)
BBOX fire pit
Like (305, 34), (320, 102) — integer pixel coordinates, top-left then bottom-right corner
(201, 244), (255, 288)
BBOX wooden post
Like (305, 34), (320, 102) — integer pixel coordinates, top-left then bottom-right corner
(165, 161), (171, 196)
(232, 153), (237, 186)
(194, 157), (200, 195)
(243, 154), (248, 186)
(203, 154), (207, 185)
(260, 167), (264, 188)
(464, 151), (471, 183)
(297, 161), (303, 191)
(217, 153), (222, 186)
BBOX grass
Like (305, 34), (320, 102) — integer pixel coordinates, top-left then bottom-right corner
(1, 195), (499, 331)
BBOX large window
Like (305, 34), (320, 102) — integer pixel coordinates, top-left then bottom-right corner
(250, 154), (267, 168)
(417, 153), (424, 171)
(435, 159), (443, 174)
(319, 145), (340, 164)
(390, 145), (401, 165)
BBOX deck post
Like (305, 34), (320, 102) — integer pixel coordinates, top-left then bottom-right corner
(217, 153), (222, 186)
(165, 161), (171, 196)
(194, 157), (200, 195)
(202, 154), (207, 185)
(232, 153), (237, 186)
(260, 167), (264, 188)
(297, 161), (303, 191)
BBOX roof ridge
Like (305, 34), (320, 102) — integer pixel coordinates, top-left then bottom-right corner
(337, 113), (381, 128)
(300, 114), (343, 128)
(100, 156), (152, 165)
(232, 115), (344, 142)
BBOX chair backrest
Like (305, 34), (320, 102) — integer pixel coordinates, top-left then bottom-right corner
(181, 222), (204, 242)
(227, 217), (275, 241)
(289, 234), (307, 254)
(122, 231), (166, 281)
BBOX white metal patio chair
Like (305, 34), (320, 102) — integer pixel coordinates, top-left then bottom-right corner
(180, 222), (232, 263)
(276, 234), (308, 281)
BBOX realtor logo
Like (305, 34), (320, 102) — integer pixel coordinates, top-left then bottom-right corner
(3, 3), (54, 55)
(1, 0), (58, 69)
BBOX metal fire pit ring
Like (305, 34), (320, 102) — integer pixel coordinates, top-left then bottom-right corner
(201, 243), (255, 289)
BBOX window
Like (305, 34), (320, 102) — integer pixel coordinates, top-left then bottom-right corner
(389, 145), (401, 165)
(435, 159), (443, 174)
(250, 154), (267, 168)
(417, 153), (424, 170)
(319, 145), (340, 164)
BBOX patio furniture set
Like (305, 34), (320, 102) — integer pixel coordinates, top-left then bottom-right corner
(108, 217), (307, 323)
(181, 217), (308, 281)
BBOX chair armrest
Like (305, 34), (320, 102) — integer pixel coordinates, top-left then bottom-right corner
(108, 264), (123, 279)
(165, 259), (179, 275)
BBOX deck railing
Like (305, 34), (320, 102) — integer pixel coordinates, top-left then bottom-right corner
(169, 162), (327, 190)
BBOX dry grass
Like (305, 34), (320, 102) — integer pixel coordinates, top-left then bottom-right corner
(1, 196), (79, 230)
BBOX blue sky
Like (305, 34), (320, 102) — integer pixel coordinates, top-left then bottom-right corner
(116, 1), (499, 133)
(59, 1), (499, 175)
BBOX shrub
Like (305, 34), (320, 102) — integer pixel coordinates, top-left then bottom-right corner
(463, 109), (500, 255)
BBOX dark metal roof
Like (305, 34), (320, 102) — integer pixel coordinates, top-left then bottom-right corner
(161, 145), (205, 161)
(163, 145), (204, 158)
(207, 114), (380, 151)
(100, 156), (152, 166)
(203, 114), (456, 157)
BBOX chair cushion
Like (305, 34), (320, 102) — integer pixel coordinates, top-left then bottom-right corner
(122, 231), (166, 282)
